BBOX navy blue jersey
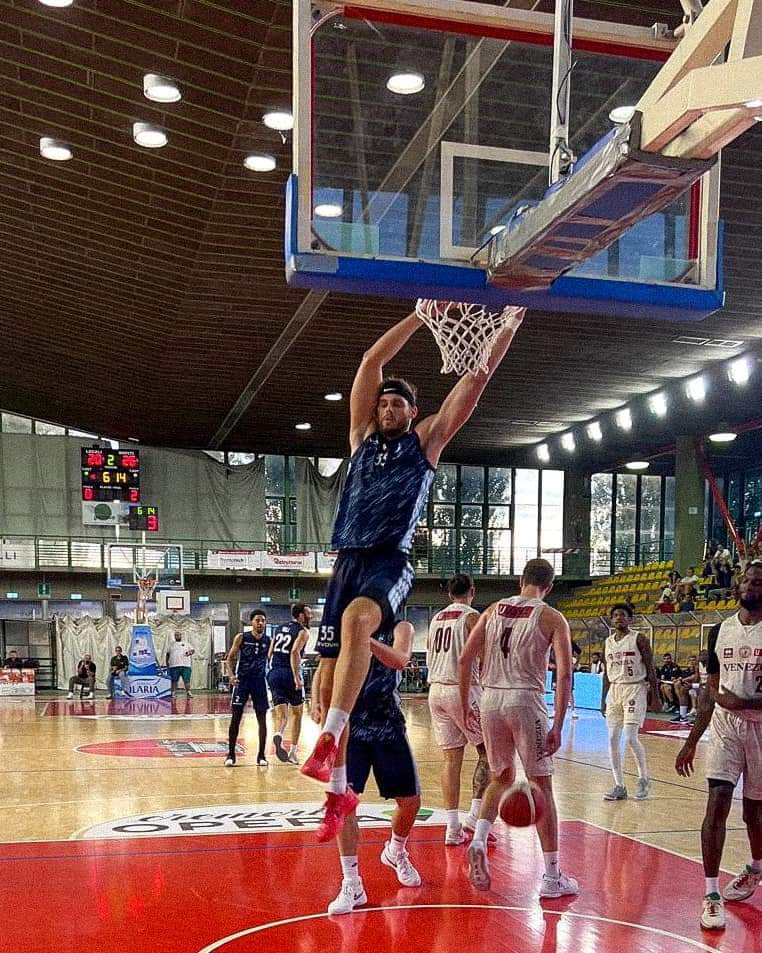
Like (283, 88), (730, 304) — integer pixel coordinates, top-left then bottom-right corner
(270, 622), (305, 670)
(350, 628), (405, 741)
(235, 629), (270, 679)
(331, 430), (435, 554)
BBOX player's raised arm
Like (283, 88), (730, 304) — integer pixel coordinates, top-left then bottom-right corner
(349, 312), (423, 452)
(418, 309), (525, 466)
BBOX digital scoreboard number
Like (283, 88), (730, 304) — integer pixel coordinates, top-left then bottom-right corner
(128, 505), (159, 532)
(81, 448), (140, 503)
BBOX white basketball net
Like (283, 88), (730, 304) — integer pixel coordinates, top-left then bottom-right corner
(415, 299), (525, 376)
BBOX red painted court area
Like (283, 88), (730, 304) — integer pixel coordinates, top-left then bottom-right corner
(1, 821), (758, 953)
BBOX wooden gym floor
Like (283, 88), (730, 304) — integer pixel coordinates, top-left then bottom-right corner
(1, 694), (759, 952)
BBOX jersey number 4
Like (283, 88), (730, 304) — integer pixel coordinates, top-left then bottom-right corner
(431, 626), (452, 653)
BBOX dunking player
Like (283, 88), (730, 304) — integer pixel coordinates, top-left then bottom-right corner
(676, 561), (762, 930)
(224, 610), (270, 767)
(601, 603), (659, 801)
(457, 559), (578, 897)
(427, 573), (493, 845)
(302, 305), (525, 839)
(267, 603), (311, 764)
(325, 620), (422, 915)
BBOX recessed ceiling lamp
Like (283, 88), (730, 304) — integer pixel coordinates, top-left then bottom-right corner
(536, 443), (550, 463)
(386, 71), (425, 95)
(586, 421), (603, 442)
(244, 153), (276, 172)
(39, 137), (73, 161)
(132, 122), (168, 148)
(708, 432), (736, 444)
(561, 432), (576, 453)
(295, 422), (312, 431)
(625, 461), (650, 471)
(685, 375), (706, 402)
(615, 407), (632, 431)
(609, 105), (636, 124)
(324, 392), (343, 401)
(39, 0), (74, 6)
(263, 110), (294, 131)
(489, 225), (506, 236)
(648, 392), (668, 417)
(728, 355), (751, 384)
(314, 204), (342, 218)
(143, 74), (182, 104)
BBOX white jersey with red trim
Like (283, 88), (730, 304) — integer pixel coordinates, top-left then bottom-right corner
(481, 596), (549, 693)
(605, 630), (647, 684)
(427, 602), (479, 686)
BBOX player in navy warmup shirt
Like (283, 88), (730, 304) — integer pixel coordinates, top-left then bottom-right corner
(325, 620), (422, 916)
(267, 602), (311, 764)
(225, 609), (271, 767)
(303, 304), (526, 845)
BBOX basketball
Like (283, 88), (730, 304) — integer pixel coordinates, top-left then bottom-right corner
(499, 781), (546, 827)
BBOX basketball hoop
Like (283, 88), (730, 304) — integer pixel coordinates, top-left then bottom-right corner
(415, 299), (525, 376)
(135, 573), (157, 624)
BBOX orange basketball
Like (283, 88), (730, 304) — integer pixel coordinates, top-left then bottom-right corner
(499, 781), (546, 827)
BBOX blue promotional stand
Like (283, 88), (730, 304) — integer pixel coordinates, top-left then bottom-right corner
(125, 623), (172, 700)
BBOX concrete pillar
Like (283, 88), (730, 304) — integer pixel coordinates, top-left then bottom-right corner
(562, 470), (591, 578)
(674, 436), (705, 574)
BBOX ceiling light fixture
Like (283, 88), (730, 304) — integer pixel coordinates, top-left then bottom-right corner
(39, 137), (73, 161)
(586, 421), (603, 442)
(324, 392), (343, 401)
(561, 432), (576, 453)
(386, 71), (425, 95)
(295, 422), (311, 431)
(615, 407), (632, 431)
(625, 461), (650, 471)
(314, 203), (342, 218)
(708, 432), (737, 444)
(132, 122), (168, 148)
(536, 443), (550, 463)
(728, 355), (751, 384)
(489, 225), (506, 236)
(648, 392), (668, 417)
(39, 0), (74, 6)
(263, 110), (294, 131)
(243, 153), (276, 172)
(685, 375), (706, 402)
(609, 105), (636, 124)
(143, 74), (182, 104)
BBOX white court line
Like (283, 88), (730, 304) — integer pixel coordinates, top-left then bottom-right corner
(196, 903), (722, 953)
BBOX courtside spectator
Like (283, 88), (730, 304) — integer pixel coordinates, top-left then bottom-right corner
(67, 655), (96, 699)
(657, 653), (682, 711)
(590, 652), (604, 675)
(4, 650), (23, 669)
(107, 646), (129, 699)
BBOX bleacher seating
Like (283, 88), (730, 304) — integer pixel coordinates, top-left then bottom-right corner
(559, 561), (674, 620)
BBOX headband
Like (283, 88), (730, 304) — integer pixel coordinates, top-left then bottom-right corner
(380, 381), (416, 406)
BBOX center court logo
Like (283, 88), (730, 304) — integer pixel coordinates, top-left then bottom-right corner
(74, 802), (446, 840)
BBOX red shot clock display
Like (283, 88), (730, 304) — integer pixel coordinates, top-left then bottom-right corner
(81, 448), (141, 503)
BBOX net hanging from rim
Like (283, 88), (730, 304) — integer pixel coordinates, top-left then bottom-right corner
(135, 573), (158, 623)
(414, 299), (525, 376)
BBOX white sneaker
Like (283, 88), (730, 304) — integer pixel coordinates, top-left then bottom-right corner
(634, 778), (651, 801)
(66, 692), (74, 699)
(701, 892), (726, 929)
(445, 825), (466, 846)
(287, 748), (300, 765)
(463, 813), (497, 846)
(327, 879), (367, 915)
(723, 866), (762, 902)
(467, 842), (491, 891)
(224, 756), (235, 767)
(380, 842), (421, 886)
(540, 872), (579, 898)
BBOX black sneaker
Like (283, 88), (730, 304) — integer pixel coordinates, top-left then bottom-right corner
(224, 754), (236, 767)
(273, 733), (289, 763)
(257, 755), (268, 767)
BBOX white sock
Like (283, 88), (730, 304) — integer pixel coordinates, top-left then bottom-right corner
(750, 858), (762, 873)
(446, 809), (460, 830)
(680, 705), (688, 718)
(543, 851), (560, 879)
(608, 725), (624, 786)
(389, 831), (407, 856)
(324, 707), (350, 740)
(705, 876), (720, 895)
(473, 818), (492, 847)
(326, 765), (347, 795)
(340, 855), (360, 883)
(470, 798), (482, 818)
(624, 725), (649, 780)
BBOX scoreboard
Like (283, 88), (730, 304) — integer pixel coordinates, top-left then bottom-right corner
(128, 505), (159, 532)
(81, 448), (140, 503)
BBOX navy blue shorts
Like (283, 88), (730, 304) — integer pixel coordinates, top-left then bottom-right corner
(316, 547), (415, 658)
(267, 667), (304, 707)
(347, 728), (420, 800)
(231, 675), (268, 713)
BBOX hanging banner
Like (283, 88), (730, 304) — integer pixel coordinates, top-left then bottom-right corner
(316, 552), (338, 572)
(206, 550), (262, 571)
(261, 552), (313, 572)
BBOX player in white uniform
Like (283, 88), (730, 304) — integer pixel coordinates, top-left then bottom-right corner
(601, 603), (659, 801)
(676, 562), (762, 930)
(457, 559), (578, 897)
(427, 574), (492, 846)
